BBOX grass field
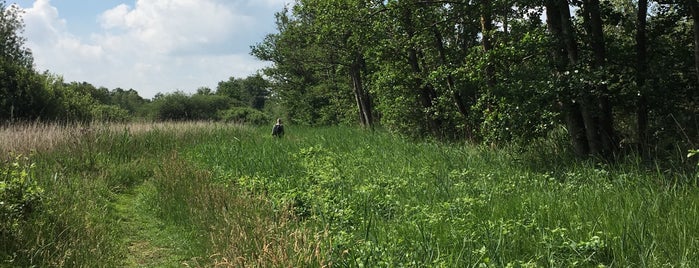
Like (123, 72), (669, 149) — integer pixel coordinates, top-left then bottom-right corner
(1, 122), (698, 267)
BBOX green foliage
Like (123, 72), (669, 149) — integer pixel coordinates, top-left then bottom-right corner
(690, 149), (699, 160)
(199, 125), (699, 266)
(251, 3), (360, 126)
(3, 123), (699, 266)
(0, 154), (43, 236)
(0, 2), (148, 124)
(100, 88), (150, 117)
(41, 78), (99, 122)
(218, 106), (269, 125)
(90, 104), (130, 122)
(0, 58), (48, 121)
(151, 91), (230, 121)
(690, 149), (699, 179)
(216, 74), (270, 110)
(255, 0), (698, 155)
(144, 75), (274, 123)
(0, 1), (50, 122)
(0, 1), (32, 67)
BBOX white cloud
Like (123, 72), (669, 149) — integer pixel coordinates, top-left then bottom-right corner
(24, 0), (105, 71)
(21, 0), (63, 44)
(98, 0), (254, 55)
(21, 0), (280, 99)
(254, 0), (295, 8)
(99, 4), (130, 30)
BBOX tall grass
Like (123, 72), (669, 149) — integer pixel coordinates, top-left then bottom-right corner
(148, 152), (330, 266)
(2, 122), (698, 266)
(188, 125), (698, 266)
(1, 122), (328, 267)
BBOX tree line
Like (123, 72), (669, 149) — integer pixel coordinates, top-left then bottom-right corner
(252, 0), (698, 156)
(0, 1), (273, 125)
(2, 0), (697, 157)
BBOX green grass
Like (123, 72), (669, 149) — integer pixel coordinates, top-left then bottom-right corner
(113, 180), (203, 267)
(1, 123), (698, 267)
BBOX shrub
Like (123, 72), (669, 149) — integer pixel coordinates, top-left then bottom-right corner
(91, 104), (130, 122)
(218, 107), (270, 125)
(0, 154), (43, 260)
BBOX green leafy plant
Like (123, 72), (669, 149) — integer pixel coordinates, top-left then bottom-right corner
(0, 154), (43, 238)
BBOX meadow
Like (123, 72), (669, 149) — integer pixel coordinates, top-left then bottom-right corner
(1, 122), (698, 267)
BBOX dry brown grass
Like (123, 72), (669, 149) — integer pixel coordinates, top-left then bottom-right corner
(0, 121), (240, 158)
(0, 122), (80, 157)
(152, 152), (332, 267)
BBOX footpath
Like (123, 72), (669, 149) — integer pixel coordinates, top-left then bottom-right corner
(113, 182), (197, 267)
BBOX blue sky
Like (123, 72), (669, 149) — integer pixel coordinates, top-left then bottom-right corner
(13, 0), (291, 99)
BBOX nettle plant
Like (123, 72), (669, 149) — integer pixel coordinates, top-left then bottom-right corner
(1, 154), (44, 233)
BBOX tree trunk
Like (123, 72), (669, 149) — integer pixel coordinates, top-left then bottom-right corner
(690, 0), (699, 84)
(546, 0), (590, 156)
(583, 0), (615, 155)
(349, 51), (373, 128)
(636, 0), (649, 151)
(432, 24), (469, 120)
(566, 102), (591, 155)
(558, 1), (579, 67)
(403, 4), (440, 135)
(480, 0), (496, 88)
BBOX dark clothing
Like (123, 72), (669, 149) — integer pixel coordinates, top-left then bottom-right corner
(272, 124), (284, 137)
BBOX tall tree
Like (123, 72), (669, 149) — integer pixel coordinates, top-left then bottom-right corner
(0, 1), (47, 122)
(636, 0), (649, 149)
(252, 1), (373, 125)
(312, 0), (377, 127)
(0, 1), (31, 67)
(689, 0), (699, 83)
(480, 0), (497, 89)
(581, 0), (616, 155)
(399, 1), (442, 135)
(545, 0), (590, 155)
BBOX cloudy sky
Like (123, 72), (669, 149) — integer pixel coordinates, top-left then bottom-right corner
(13, 0), (290, 99)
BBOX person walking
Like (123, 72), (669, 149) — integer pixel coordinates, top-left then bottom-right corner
(272, 118), (284, 137)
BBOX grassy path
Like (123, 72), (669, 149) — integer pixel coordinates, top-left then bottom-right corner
(113, 181), (199, 267)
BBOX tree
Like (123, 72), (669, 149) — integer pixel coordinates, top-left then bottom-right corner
(152, 91), (230, 121)
(196, 87), (213, 95)
(581, 0), (616, 155)
(252, 4), (358, 125)
(689, 0), (699, 83)
(216, 74), (270, 110)
(0, 1), (45, 122)
(545, 0), (590, 155)
(636, 0), (649, 149)
(108, 88), (148, 116)
(0, 1), (31, 67)
(310, 0), (377, 127)
(251, 0), (376, 127)
(255, 0), (698, 156)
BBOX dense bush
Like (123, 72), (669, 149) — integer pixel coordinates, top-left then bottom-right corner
(151, 92), (231, 121)
(0, 154), (43, 260)
(91, 104), (130, 122)
(218, 106), (270, 125)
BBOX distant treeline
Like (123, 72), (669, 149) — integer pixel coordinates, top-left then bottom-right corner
(1, 72), (273, 124)
(0, 2), (273, 125)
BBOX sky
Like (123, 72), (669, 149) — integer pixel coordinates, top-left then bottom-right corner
(12, 0), (291, 99)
